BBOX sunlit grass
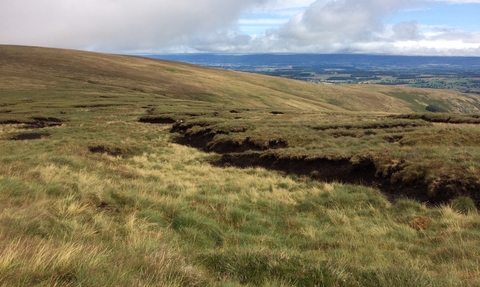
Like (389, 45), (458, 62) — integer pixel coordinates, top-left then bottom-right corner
(1, 119), (480, 285)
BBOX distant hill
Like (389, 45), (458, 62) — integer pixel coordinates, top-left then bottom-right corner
(149, 53), (480, 72)
(1, 45), (480, 114)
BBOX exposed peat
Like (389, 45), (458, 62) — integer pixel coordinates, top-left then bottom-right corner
(138, 115), (177, 124)
(313, 121), (428, 131)
(29, 117), (63, 128)
(0, 119), (22, 125)
(212, 153), (480, 207)
(74, 104), (127, 108)
(11, 133), (50, 140)
(88, 145), (125, 157)
(171, 122), (480, 207)
(0, 117), (64, 129)
(392, 113), (480, 124)
(170, 123), (287, 153)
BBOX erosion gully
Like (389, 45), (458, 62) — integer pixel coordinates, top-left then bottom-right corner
(167, 121), (480, 208)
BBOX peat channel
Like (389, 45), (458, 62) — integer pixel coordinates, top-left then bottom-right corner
(0, 117), (64, 129)
(170, 123), (480, 208)
(11, 133), (50, 140)
(171, 124), (286, 153)
(213, 153), (480, 207)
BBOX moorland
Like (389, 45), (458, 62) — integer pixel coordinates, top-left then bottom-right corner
(2, 45), (480, 286)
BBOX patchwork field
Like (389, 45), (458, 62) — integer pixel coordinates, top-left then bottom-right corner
(1, 45), (480, 286)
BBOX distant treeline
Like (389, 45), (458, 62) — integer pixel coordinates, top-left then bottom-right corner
(326, 77), (352, 81)
(379, 82), (411, 85)
(326, 76), (381, 81)
(397, 74), (417, 79)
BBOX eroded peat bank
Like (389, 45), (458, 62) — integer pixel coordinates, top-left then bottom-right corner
(165, 111), (480, 207)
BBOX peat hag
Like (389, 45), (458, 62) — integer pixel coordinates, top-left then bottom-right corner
(138, 115), (177, 124)
(11, 133), (50, 140)
(87, 144), (141, 158)
(30, 117), (63, 128)
(170, 122), (287, 153)
(213, 153), (480, 207)
(170, 121), (480, 207)
(0, 117), (64, 129)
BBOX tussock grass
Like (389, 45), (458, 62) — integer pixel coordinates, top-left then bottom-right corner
(3, 126), (479, 285)
(451, 196), (478, 215)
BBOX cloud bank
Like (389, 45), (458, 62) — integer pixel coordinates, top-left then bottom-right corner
(0, 0), (479, 55)
(253, 0), (480, 55)
(0, 0), (268, 52)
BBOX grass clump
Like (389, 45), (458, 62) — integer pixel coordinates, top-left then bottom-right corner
(451, 196), (477, 215)
(172, 211), (225, 248)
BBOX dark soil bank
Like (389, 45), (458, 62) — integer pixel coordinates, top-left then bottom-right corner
(88, 145), (125, 157)
(0, 117), (63, 129)
(11, 133), (50, 140)
(213, 153), (480, 207)
(170, 123), (480, 207)
(138, 116), (177, 124)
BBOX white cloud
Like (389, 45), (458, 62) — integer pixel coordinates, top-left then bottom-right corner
(264, 0), (419, 49)
(260, 0), (316, 12)
(250, 0), (480, 55)
(433, 0), (480, 3)
(0, 0), (479, 55)
(0, 0), (268, 52)
(392, 21), (422, 41)
(239, 19), (287, 25)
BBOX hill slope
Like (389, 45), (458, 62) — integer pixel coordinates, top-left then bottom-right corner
(1, 45), (480, 115)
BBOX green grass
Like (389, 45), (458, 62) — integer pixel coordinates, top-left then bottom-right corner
(1, 45), (480, 286)
(383, 92), (429, 112)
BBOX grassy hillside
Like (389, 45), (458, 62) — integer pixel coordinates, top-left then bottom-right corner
(2, 45), (480, 115)
(1, 45), (480, 286)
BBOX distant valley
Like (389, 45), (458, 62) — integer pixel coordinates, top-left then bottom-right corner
(148, 53), (480, 95)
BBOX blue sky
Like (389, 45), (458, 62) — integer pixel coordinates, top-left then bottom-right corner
(391, 2), (480, 32)
(239, 2), (480, 35)
(1, 0), (479, 56)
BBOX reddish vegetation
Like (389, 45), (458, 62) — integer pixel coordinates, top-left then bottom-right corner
(410, 216), (430, 230)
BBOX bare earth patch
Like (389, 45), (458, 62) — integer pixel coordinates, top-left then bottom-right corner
(11, 133), (50, 140)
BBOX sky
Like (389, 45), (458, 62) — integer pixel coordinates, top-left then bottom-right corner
(1, 0), (480, 56)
